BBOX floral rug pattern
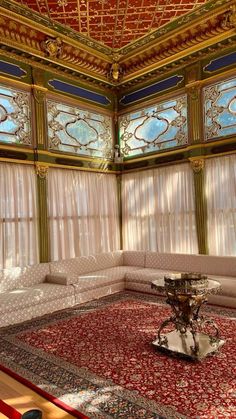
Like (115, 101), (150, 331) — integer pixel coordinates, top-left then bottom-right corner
(0, 291), (235, 419)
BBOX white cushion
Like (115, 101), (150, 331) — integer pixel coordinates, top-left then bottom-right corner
(145, 252), (202, 272)
(72, 266), (139, 292)
(50, 255), (97, 276)
(208, 275), (236, 298)
(45, 273), (75, 285)
(0, 263), (50, 292)
(0, 283), (74, 313)
(123, 251), (146, 267)
(125, 268), (178, 284)
(92, 251), (123, 270)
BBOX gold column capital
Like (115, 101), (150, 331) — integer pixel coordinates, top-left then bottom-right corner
(35, 163), (49, 178)
(186, 83), (201, 100)
(33, 87), (47, 104)
(189, 158), (205, 173)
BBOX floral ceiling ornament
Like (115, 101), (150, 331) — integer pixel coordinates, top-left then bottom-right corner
(57, 0), (68, 6)
(41, 37), (62, 58)
(109, 54), (123, 82)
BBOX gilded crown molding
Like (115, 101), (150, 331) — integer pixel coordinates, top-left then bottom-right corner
(0, 0), (235, 89)
(120, 13), (235, 83)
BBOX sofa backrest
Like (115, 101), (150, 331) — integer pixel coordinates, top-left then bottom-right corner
(50, 255), (97, 276)
(123, 251), (146, 267)
(50, 251), (123, 276)
(145, 252), (200, 272)
(0, 263), (50, 292)
(92, 251), (123, 270)
(145, 252), (236, 277)
(198, 255), (236, 277)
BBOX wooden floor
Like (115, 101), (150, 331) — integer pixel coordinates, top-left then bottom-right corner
(0, 371), (76, 418)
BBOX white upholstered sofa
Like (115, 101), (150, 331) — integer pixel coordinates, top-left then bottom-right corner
(0, 251), (235, 327)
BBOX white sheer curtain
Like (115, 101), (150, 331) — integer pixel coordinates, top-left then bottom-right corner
(122, 163), (198, 253)
(48, 168), (120, 260)
(0, 163), (39, 268)
(205, 155), (236, 256)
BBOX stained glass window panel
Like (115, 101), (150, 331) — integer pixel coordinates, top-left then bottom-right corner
(0, 85), (31, 145)
(47, 100), (113, 158)
(204, 78), (236, 141)
(119, 95), (188, 157)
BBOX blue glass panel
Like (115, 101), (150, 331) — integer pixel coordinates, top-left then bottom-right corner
(47, 100), (113, 158)
(204, 78), (236, 140)
(0, 60), (26, 78)
(48, 79), (111, 106)
(204, 52), (236, 73)
(119, 75), (184, 105)
(0, 85), (31, 145)
(119, 95), (188, 157)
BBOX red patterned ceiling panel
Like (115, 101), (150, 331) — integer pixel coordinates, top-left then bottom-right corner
(17, 0), (209, 48)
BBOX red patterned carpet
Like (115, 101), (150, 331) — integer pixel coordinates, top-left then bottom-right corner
(0, 292), (235, 418)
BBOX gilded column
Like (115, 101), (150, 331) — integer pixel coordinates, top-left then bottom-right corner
(36, 163), (50, 262)
(186, 64), (202, 144)
(190, 158), (208, 255)
(32, 68), (47, 149)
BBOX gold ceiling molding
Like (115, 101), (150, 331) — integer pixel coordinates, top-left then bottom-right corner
(120, 13), (234, 82)
(0, 0), (235, 88)
(0, 15), (111, 83)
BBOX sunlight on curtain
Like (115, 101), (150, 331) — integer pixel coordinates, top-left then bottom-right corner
(0, 163), (39, 268)
(122, 163), (198, 253)
(205, 155), (236, 256)
(48, 169), (120, 260)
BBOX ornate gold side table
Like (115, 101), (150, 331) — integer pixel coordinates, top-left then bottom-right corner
(151, 274), (225, 361)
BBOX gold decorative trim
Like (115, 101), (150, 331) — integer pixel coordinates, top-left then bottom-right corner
(35, 163), (49, 178)
(189, 158), (205, 172)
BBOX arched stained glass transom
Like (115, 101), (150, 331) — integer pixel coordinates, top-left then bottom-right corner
(119, 95), (188, 158)
(47, 99), (113, 159)
(204, 78), (236, 141)
(0, 85), (31, 145)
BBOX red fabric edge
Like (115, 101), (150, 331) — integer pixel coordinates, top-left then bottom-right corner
(0, 399), (22, 419)
(0, 365), (88, 419)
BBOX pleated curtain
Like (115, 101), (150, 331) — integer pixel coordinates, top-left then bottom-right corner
(48, 168), (120, 260)
(0, 163), (39, 268)
(205, 154), (236, 256)
(122, 163), (198, 254)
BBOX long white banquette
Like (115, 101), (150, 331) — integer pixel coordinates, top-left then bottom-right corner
(0, 251), (235, 327)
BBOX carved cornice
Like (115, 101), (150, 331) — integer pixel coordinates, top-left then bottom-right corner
(120, 12), (235, 82)
(0, 12), (111, 84)
(0, 0), (235, 89)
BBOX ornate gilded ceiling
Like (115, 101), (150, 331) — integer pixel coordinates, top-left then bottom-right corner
(15, 0), (208, 48)
(0, 0), (235, 88)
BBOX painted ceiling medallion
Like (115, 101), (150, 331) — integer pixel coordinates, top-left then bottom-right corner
(15, 0), (209, 48)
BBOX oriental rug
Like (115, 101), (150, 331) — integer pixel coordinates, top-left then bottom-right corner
(0, 291), (235, 419)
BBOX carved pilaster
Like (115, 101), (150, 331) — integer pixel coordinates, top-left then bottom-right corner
(32, 68), (47, 149)
(189, 158), (208, 254)
(35, 163), (50, 262)
(187, 82), (202, 144)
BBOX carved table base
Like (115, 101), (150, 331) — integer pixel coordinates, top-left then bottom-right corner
(152, 330), (225, 361)
(151, 276), (225, 361)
